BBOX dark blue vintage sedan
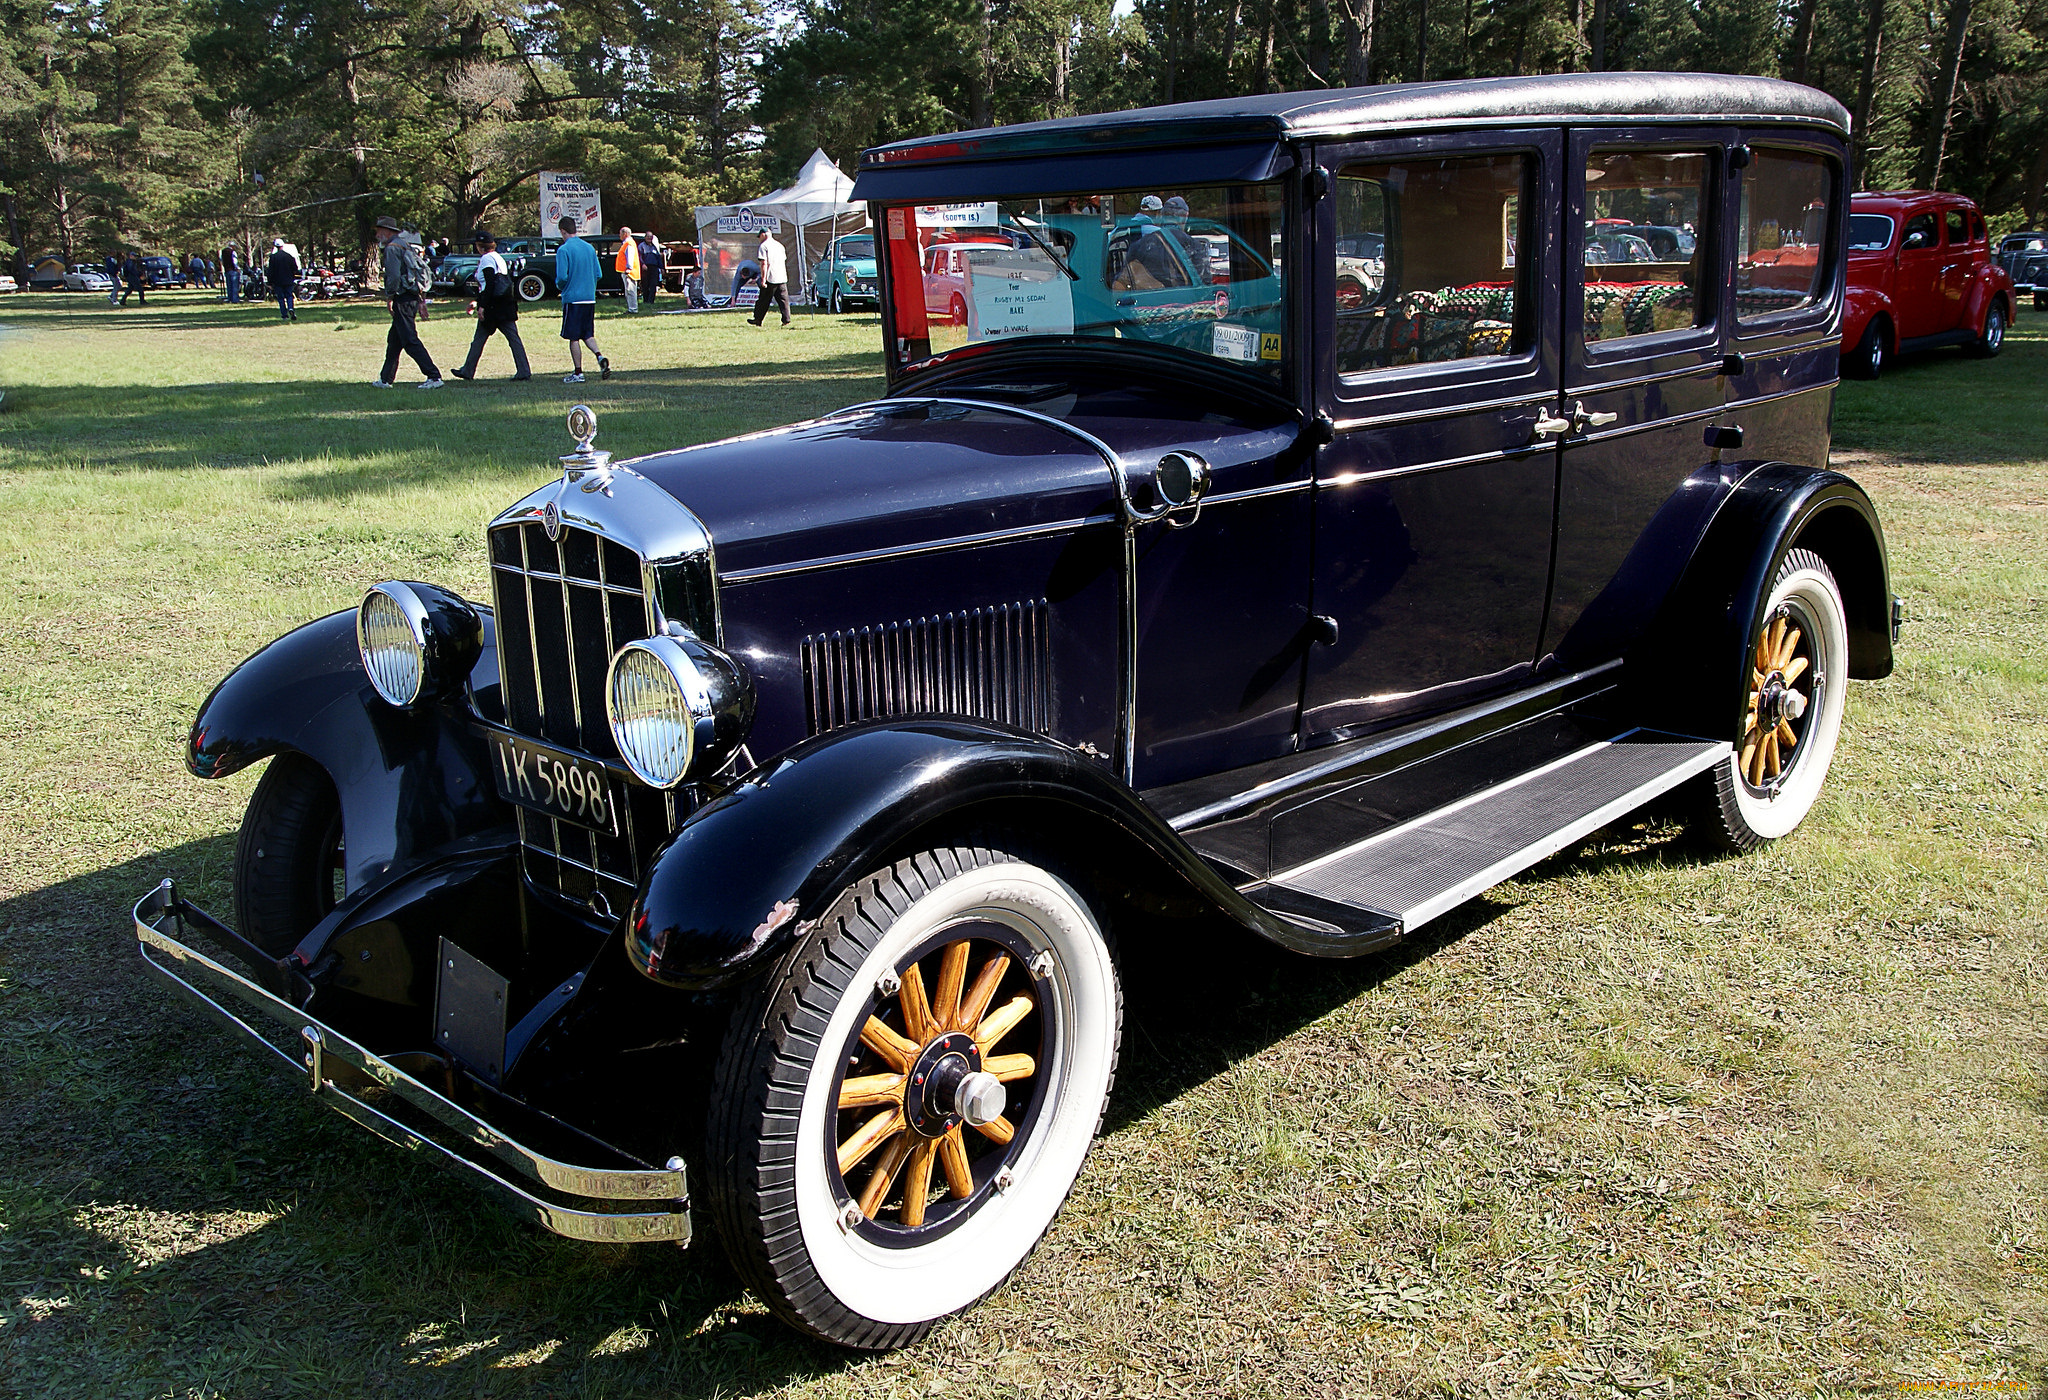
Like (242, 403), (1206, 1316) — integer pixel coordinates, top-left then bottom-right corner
(138, 72), (1895, 1349)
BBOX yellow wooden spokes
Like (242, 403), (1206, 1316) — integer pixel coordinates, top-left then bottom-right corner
(833, 934), (1044, 1226)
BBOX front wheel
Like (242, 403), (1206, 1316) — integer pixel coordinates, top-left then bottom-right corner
(703, 844), (1121, 1348)
(1693, 547), (1849, 850)
(1972, 302), (2006, 357)
(949, 294), (968, 327)
(515, 272), (547, 302)
(232, 754), (346, 955)
(830, 286), (844, 315)
(1845, 318), (1886, 380)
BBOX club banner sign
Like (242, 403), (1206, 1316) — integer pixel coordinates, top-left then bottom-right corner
(541, 173), (602, 235)
(715, 208), (783, 234)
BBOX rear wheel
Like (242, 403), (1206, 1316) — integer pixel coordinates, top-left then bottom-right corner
(703, 844), (1120, 1348)
(516, 272), (547, 302)
(1845, 318), (1887, 379)
(232, 754), (346, 955)
(1693, 548), (1849, 851)
(1972, 302), (2006, 357)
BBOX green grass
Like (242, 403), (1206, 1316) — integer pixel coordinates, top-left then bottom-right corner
(0, 290), (2042, 1397)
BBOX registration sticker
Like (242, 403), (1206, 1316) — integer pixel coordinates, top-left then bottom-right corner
(1211, 323), (1260, 362)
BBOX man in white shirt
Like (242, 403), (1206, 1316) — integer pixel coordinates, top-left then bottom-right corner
(748, 226), (792, 327)
(449, 229), (531, 381)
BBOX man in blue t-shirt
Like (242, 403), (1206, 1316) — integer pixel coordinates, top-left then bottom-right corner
(553, 217), (610, 384)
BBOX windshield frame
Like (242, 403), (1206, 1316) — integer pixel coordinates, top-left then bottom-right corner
(874, 180), (1294, 392)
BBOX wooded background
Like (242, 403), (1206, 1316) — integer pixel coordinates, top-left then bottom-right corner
(2, 0), (2042, 269)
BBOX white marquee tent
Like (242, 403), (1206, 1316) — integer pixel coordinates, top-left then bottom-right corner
(692, 148), (867, 301)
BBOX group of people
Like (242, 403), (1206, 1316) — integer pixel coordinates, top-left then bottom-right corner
(608, 227), (671, 313)
(373, 214), (620, 389)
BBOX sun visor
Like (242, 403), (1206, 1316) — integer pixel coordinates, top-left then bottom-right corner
(852, 142), (1295, 204)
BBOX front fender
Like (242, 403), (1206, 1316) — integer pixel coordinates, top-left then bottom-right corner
(188, 608), (511, 893)
(626, 719), (1362, 991)
(1627, 464), (1893, 742)
(1841, 285), (1890, 349)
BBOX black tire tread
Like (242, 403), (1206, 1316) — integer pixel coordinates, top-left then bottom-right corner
(701, 842), (1119, 1349)
(231, 753), (342, 955)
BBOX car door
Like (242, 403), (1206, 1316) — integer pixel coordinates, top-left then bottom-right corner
(1299, 130), (1563, 749)
(1894, 211), (1943, 338)
(1543, 128), (1731, 670)
(1939, 208), (1971, 331)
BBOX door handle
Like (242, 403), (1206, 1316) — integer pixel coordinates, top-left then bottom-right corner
(1530, 408), (1571, 440)
(1571, 401), (1619, 433)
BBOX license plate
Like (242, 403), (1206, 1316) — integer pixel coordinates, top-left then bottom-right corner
(486, 729), (622, 836)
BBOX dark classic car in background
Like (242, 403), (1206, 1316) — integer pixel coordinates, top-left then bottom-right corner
(136, 73), (1898, 1350)
(1997, 229), (2047, 309)
(1838, 189), (2014, 378)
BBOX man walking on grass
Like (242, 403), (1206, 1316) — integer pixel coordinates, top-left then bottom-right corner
(372, 214), (443, 389)
(118, 252), (146, 306)
(748, 225), (791, 327)
(267, 238), (299, 321)
(450, 230), (530, 382)
(615, 226), (641, 313)
(554, 216), (609, 383)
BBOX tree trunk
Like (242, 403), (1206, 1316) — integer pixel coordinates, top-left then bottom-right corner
(1414, 0), (1427, 80)
(1310, 0), (1330, 85)
(1223, 0), (1243, 84)
(1852, 0), (1885, 174)
(1164, 0), (1180, 102)
(1590, 0), (1607, 70)
(1915, 0), (1972, 190)
(1052, 23), (1069, 116)
(2025, 143), (2048, 228)
(1256, 0), (1277, 93)
(343, 53), (371, 256)
(1786, 0), (1819, 84)
(5, 191), (21, 278)
(971, 0), (993, 128)
(1336, 0), (1374, 85)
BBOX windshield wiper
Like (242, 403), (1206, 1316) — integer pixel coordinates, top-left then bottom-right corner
(1011, 220), (1078, 281)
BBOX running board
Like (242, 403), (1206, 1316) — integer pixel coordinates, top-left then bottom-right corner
(1253, 730), (1727, 936)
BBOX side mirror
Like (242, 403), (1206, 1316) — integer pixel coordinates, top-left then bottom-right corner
(1155, 451), (1213, 520)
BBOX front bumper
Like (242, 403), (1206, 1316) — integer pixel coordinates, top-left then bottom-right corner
(133, 879), (690, 1244)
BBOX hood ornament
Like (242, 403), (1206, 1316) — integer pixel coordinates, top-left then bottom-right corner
(560, 403), (615, 496)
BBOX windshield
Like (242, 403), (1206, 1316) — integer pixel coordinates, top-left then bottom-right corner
(879, 182), (1287, 383)
(834, 237), (875, 262)
(1847, 214), (1894, 252)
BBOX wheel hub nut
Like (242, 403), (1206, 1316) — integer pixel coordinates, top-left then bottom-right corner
(955, 1070), (1005, 1127)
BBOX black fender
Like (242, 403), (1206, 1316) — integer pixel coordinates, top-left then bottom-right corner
(1627, 462), (1893, 742)
(188, 608), (511, 893)
(626, 719), (1373, 991)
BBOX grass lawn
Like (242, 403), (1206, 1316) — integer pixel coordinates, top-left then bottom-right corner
(0, 289), (2041, 1398)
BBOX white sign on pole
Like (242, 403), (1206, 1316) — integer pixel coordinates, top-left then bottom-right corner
(541, 173), (603, 235)
(917, 203), (999, 228)
(714, 207), (783, 234)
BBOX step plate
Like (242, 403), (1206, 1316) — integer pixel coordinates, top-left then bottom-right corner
(1269, 731), (1727, 931)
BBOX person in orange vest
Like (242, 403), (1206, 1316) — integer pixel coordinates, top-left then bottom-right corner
(615, 227), (642, 313)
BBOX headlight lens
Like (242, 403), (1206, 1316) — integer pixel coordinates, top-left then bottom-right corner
(356, 580), (482, 708)
(358, 585), (427, 706)
(606, 634), (755, 789)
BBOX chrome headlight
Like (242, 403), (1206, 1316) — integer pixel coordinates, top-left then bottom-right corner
(605, 634), (755, 789)
(356, 581), (482, 708)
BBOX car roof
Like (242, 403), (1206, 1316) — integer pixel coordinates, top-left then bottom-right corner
(1852, 190), (1978, 213)
(862, 72), (1846, 173)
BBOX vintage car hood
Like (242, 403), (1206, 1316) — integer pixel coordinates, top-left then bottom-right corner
(620, 385), (1300, 577)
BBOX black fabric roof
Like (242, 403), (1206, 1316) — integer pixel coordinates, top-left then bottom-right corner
(858, 72), (1849, 177)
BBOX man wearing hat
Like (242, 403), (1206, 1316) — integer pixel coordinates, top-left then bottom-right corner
(450, 230), (530, 382)
(371, 215), (442, 388)
(748, 225), (791, 328)
(266, 237), (299, 322)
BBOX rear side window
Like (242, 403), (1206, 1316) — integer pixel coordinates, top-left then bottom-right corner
(1736, 147), (1833, 324)
(1579, 148), (1711, 345)
(1333, 152), (1530, 376)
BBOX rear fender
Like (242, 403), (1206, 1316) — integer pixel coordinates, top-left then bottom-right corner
(188, 608), (510, 893)
(1627, 464), (1893, 740)
(626, 719), (1355, 991)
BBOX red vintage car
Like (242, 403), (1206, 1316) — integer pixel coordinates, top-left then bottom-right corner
(1839, 190), (2014, 379)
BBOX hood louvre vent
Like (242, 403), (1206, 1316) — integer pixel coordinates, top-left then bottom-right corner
(803, 600), (1052, 737)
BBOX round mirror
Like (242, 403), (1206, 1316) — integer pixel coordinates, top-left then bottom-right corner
(1156, 451), (1212, 510)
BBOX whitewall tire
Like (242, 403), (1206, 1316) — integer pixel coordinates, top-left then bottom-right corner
(703, 844), (1120, 1348)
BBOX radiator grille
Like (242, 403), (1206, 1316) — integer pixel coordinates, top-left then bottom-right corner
(490, 520), (668, 916)
(802, 601), (1052, 736)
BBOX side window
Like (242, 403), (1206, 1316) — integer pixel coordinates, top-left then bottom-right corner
(1946, 210), (1967, 246)
(1736, 148), (1834, 324)
(1333, 151), (1529, 376)
(1901, 213), (1938, 251)
(1579, 148), (1711, 345)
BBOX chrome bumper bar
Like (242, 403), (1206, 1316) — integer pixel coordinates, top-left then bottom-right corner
(133, 879), (690, 1244)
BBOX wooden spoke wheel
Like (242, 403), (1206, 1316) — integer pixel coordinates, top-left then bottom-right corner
(1699, 547), (1849, 849)
(704, 844), (1120, 1349)
(829, 922), (1047, 1239)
